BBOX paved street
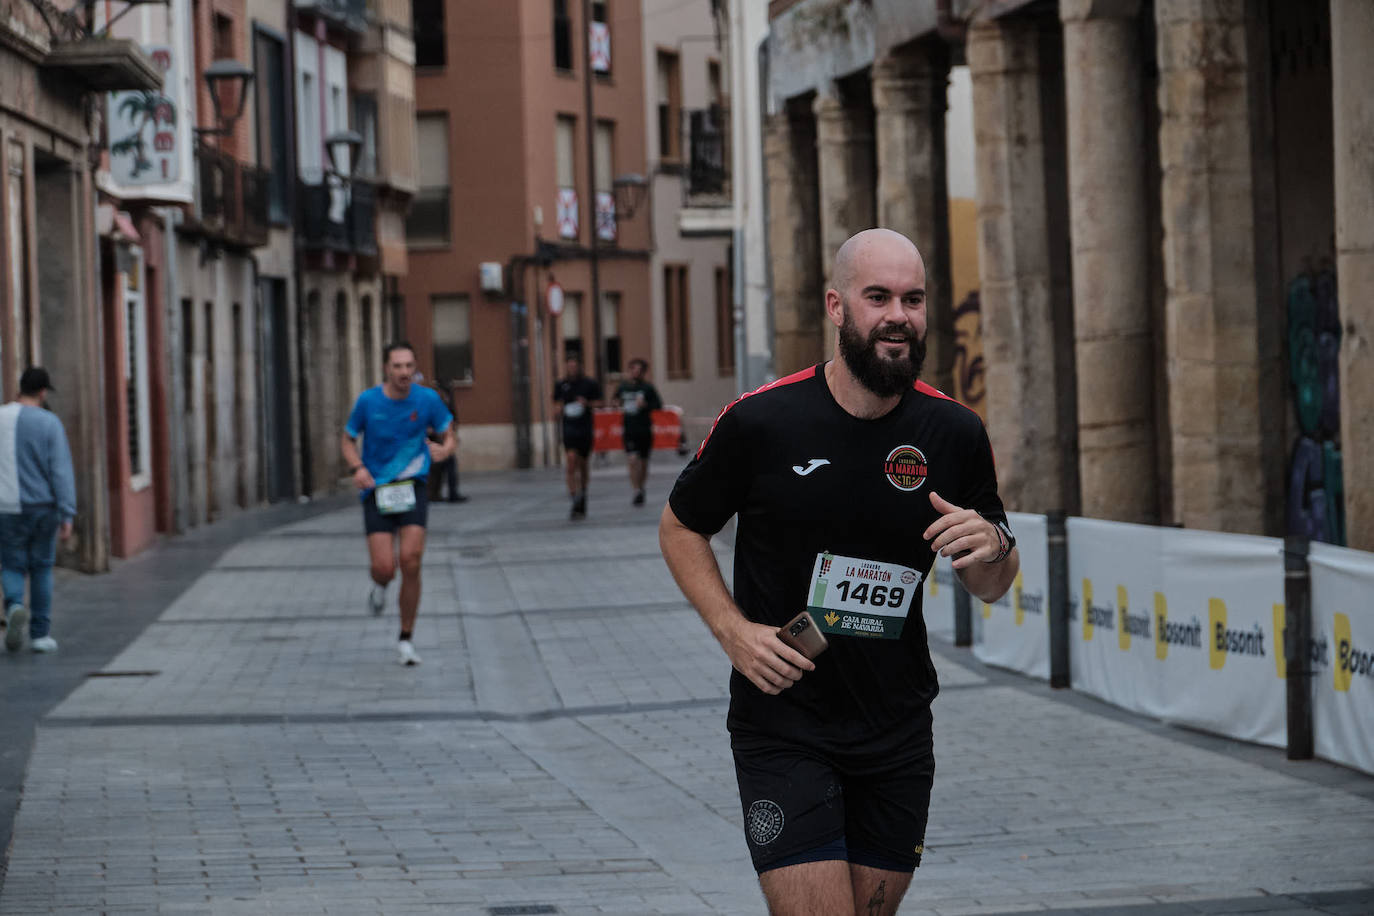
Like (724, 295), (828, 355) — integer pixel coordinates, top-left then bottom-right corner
(2, 461), (1373, 915)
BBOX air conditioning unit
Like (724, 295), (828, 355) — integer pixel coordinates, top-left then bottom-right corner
(479, 262), (504, 294)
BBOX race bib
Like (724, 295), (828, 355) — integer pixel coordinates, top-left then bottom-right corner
(564, 401), (586, 419)
(375, 480), (417, 514)
(622, 394), (640, 415)
(806, 551), (921, 639)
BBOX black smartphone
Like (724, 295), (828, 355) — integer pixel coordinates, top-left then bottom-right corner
(777, 610), (829, 660)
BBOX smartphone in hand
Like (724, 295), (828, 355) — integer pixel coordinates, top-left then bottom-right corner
(777, 611), (828, 660)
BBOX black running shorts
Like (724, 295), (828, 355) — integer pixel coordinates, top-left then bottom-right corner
(623, 430), (652, 458)
(361, 480), (429, 534)
(732, 728), (934, 874)
(563, 432), (592, 458)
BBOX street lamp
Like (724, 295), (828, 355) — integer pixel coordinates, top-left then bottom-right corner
(325, 129), (363, 178)
(611, 173), (648, 221)
(195, 59), (254, 138)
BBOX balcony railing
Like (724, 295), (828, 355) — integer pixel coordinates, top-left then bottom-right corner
(298, 178), (377, 256)
(192, 145), (269, 249)
(293, 0), (368, 32)
(684, 106), (730, 206)
(349, 179), (377, 256)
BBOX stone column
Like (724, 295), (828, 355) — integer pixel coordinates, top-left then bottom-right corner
(814, 86), (876, 358)
(764, 108), (823, 375)
(968, 17), (1078, 514)
(1331, 0), (1374, 550)
(1061, 0), (1157, 523)
(873, 47), (955, 397)
(1155, 0), (1270, 533)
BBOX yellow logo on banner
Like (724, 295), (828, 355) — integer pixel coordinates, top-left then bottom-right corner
(1208, 598), (1227, 670)
(1273, 604), (1286, 680)
(982, 601), (992, 619)
(1083, 579), (1094, 641)
(1155, 593), (1168, 660)
(1334, 613), (1352, 693)
(929, 569), (938, 597)
(1118, 586), (1131, 652)
(1014, 571), (1025, 626)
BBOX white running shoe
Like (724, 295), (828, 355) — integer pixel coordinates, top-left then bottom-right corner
(30, 636), (57, 653)
(397, 640), (421, 667)
(4, 605), (28, 652)
(368, 584), (386, 616)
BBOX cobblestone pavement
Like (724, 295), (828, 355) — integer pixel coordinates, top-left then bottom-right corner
(2, 461), (1372, 914)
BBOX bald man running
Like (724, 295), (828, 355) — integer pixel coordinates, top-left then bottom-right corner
(661, 228), (1019, 915)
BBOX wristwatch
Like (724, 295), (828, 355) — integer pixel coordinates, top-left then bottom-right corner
(983, 516), (1016, 563)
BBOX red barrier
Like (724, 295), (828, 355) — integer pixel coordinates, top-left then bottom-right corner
(592, 406), (684, 453)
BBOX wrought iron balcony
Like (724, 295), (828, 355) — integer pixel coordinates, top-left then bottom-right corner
(191, 144), (269, 249)
(298, 179), (375, 256)
(349, 179), (378, 257)
(293, 0), (369, 33)
(684, 106), (730, 205)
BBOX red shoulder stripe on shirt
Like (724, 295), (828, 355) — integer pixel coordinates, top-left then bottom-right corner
(695, 365), (818, 459)
(914, 379), (996, 466)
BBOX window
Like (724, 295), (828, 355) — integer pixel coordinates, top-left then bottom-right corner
(407, 113), (450, 244)
(412, 0), (446, 68)
(553, 0), (572, 71)
(555, 115), (578, 240)
(353, 93), (379, 177)
(294, 32), (322, 182)
(657, 51), (681, 162)
(664, 264), (690, 379)
(124, 249), (151, 489)
(595, 120), (615, 242)
(602, 292), (621, 375)
(590, 0), (610, 75)
(715, 265), (734, 376)
(432, 294), (473, 383)
(254, 29), (290, 223)
(561, 292), (582, 360)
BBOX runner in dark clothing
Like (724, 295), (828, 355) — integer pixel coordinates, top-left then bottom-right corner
(660, 229), (1019, 916)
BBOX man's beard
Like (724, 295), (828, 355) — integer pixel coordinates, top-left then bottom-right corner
(838, 305), (926, 398)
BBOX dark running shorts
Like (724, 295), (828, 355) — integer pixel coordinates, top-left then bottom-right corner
(361, 480), (429, 534)
(563, 434), (592, 458)
(732, 729), (934, 874)
(623, 430), (652, 458)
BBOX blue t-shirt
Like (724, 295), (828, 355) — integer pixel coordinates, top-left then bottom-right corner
(345, 385), (453, 496)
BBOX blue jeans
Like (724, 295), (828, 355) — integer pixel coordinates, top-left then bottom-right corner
(0, 508), (60, 639)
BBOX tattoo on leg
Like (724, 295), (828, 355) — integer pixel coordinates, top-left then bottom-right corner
(866, 879), (887, 915)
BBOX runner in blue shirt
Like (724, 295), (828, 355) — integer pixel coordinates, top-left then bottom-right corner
(341, 342), (454, 667)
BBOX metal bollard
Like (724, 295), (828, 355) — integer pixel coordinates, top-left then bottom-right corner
(1047, 511), (1070, 688)
(954, 579), (972, 647)
(1283, 535), (1313, 760)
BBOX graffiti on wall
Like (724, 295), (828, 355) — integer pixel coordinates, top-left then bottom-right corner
(951, 290), (986, 417)
(1286, 265), (1344, 545)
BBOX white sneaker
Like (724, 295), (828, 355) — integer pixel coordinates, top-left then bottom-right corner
(397, 639), (421, 667)
(368, 584), (386, 616)
(5, 605), (28, 652)
(30, 636), (57, 653)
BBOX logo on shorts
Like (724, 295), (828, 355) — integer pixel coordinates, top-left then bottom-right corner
(746, 799), (785, 846)
(884, 445), (928, 492)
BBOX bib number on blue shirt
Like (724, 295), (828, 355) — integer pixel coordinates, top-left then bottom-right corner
(375, 480), (417, 515)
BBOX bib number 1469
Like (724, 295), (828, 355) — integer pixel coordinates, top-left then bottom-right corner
(833, 581), (906, 608)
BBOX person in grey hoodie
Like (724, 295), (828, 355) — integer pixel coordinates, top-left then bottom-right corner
(0, 367), (76, 653)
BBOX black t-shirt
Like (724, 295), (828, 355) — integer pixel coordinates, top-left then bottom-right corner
(615, 380), (662, 437)
(554, 375), (602, 437)
(668, 363), (1007, 756)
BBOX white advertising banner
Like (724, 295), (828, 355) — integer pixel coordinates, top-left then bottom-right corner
(1309, 542), (1374, 776)
(1067, 519), (1285, 748)
(922, 553), (956, 644)
(973, 512), (1050, 680)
